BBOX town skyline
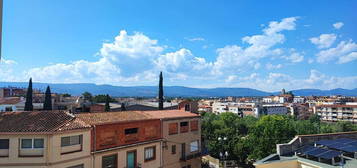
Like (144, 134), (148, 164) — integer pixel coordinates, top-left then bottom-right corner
(1, 0), (357, 92)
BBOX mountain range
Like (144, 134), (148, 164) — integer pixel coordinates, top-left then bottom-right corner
(0, 82), (356, 97)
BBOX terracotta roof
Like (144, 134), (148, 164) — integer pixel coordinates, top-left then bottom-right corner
(0, 97), (22, 105)
(75, 111), (151, 125)
(139, 110), (200, 119)
(317, 104), (357, 108)
(0, 111), (90, 133)
(75, 110), (200, 125)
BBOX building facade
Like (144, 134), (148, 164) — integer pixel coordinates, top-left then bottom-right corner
(314, 104), (357, 123)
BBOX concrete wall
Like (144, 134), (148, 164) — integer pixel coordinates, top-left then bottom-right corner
(162, 117), (201, 168)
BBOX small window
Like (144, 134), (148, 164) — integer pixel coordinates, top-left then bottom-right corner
(144, 146), (156, 161)
(171, 145), (176, 154)
(190, 140), (199, 152)
(102, 154), (117, 168)
(185, 104), (190, 111)
(21, 138), (44, 149)
(61, 135), (82, 147)
(168, 123), (178, 135)
(180, 122), (188, 127)
(34, 139), (44, 148)
(125, 128), (138, 135)
(21, 139), (33, 149)
(0, 139), (9, 149)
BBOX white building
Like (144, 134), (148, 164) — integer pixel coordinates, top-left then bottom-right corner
(293, 97), (305, 103)
(256, 104), (288, 117)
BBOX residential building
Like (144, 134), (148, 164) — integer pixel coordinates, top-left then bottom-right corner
(212, 102), (229, 114)
(293, 97), (305, 104)
(140, 110), (201, 168)
(256, 104), (288, 117)
(0, 97), (22, 112)
(254, 131), (357, 168)
(314, 104), (357, 123)
(0, 111), (92, 168)
(76, 111), (163, 168)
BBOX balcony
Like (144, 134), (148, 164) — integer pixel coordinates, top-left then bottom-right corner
(180, 152), (202, 161)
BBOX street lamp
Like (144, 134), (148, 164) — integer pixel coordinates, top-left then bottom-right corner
(218, 137), (228, 168)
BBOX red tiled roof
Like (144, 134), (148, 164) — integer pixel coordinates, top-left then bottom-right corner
(75, 111), (151, 125)
(0, 111), (90, 133)
(75, 110), (200, 125)
(317, 104), (357, 108)
(0, 97), (22, 105)
(139, 110), (200, 119)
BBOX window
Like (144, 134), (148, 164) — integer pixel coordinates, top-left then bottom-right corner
(21, 138), (44, 149)
(168, 123), (178, 135)
(185, 104), (190, 111)
(125, 128), (138, 135)
(102, 154), (117, 168)
(0, 139), (9, 149)
(144, 146), (156, 161)
(180, 121), (189, 133)
(180, 122), (188, 127)
(190, 140), (199, 152)
(67, 164), (84, 168)
(171, 145), (176, 154)
(61, 135), (82, 147)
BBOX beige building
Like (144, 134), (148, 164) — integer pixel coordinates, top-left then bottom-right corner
(0, 111), (92, 168)
(141, 110), (202, 168)
(315, 104), (357, 123)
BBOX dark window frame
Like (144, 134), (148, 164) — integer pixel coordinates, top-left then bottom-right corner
(125, 128), (138, 135)
(0, 139), (9, 149)
(171, 145), (176, 154)
(102, 154), (118, 168)
(144, 146), (156, 162)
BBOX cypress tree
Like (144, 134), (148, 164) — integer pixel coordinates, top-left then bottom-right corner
(43, 85), (52, 110)
(104, 94), (110, 112)
(121, 103), (126, 111)
(158, 71), (164, 110)
(24, 78), (33, 111)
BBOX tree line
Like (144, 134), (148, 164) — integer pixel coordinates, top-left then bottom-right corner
(201, 112), (357, 167)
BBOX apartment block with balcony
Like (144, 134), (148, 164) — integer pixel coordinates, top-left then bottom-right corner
(0, 111), (92, 168)
(140, 110), (202, 168)
(314, 104), (357, 123)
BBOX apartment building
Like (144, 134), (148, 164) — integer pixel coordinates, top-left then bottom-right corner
(314, 104), (357, 123)
(76, 111), (163, 168)
(0, 111), (92, 168)
(141, 110), (201, 168)
(0, 110), (202, 168)
(256, 104), (288, 117)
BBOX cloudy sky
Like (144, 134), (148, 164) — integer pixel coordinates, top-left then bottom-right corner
(2, 0), (357, 91)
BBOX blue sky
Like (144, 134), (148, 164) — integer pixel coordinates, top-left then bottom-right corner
(1, 0), (357, 91)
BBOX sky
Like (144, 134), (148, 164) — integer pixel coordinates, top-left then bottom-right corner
(1, 0), (357, 92)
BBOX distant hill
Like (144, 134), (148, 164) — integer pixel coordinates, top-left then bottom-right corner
(0, 82), (356, 97)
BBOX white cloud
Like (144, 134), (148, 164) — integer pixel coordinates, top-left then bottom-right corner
(225, 75), (237, 83)
(333, 22), (344, 29)
(310, 34), (337, 49)
(266, 63), (282, 70)
(212, 17), (299, 74)
(0, 59), (19, 81)
(185, 37), (205, 42)
(284, 52), (304, 63)
(316, 40), (357, 63)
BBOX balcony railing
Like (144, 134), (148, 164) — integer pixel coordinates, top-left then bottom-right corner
(180, 152), (201, 161)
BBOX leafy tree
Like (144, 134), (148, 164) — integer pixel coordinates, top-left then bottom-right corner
(121, 103), (126, 111)
(62, 93), (71, 97)
(92, 94), (117, 103)
(43, 85), (52, 110)
(24, 78), (33, 111)
(246, 115), (296, 160)
(104, 94), (110, 112)
(82, 92), (93, 102)
(158, 71), (164, 110)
